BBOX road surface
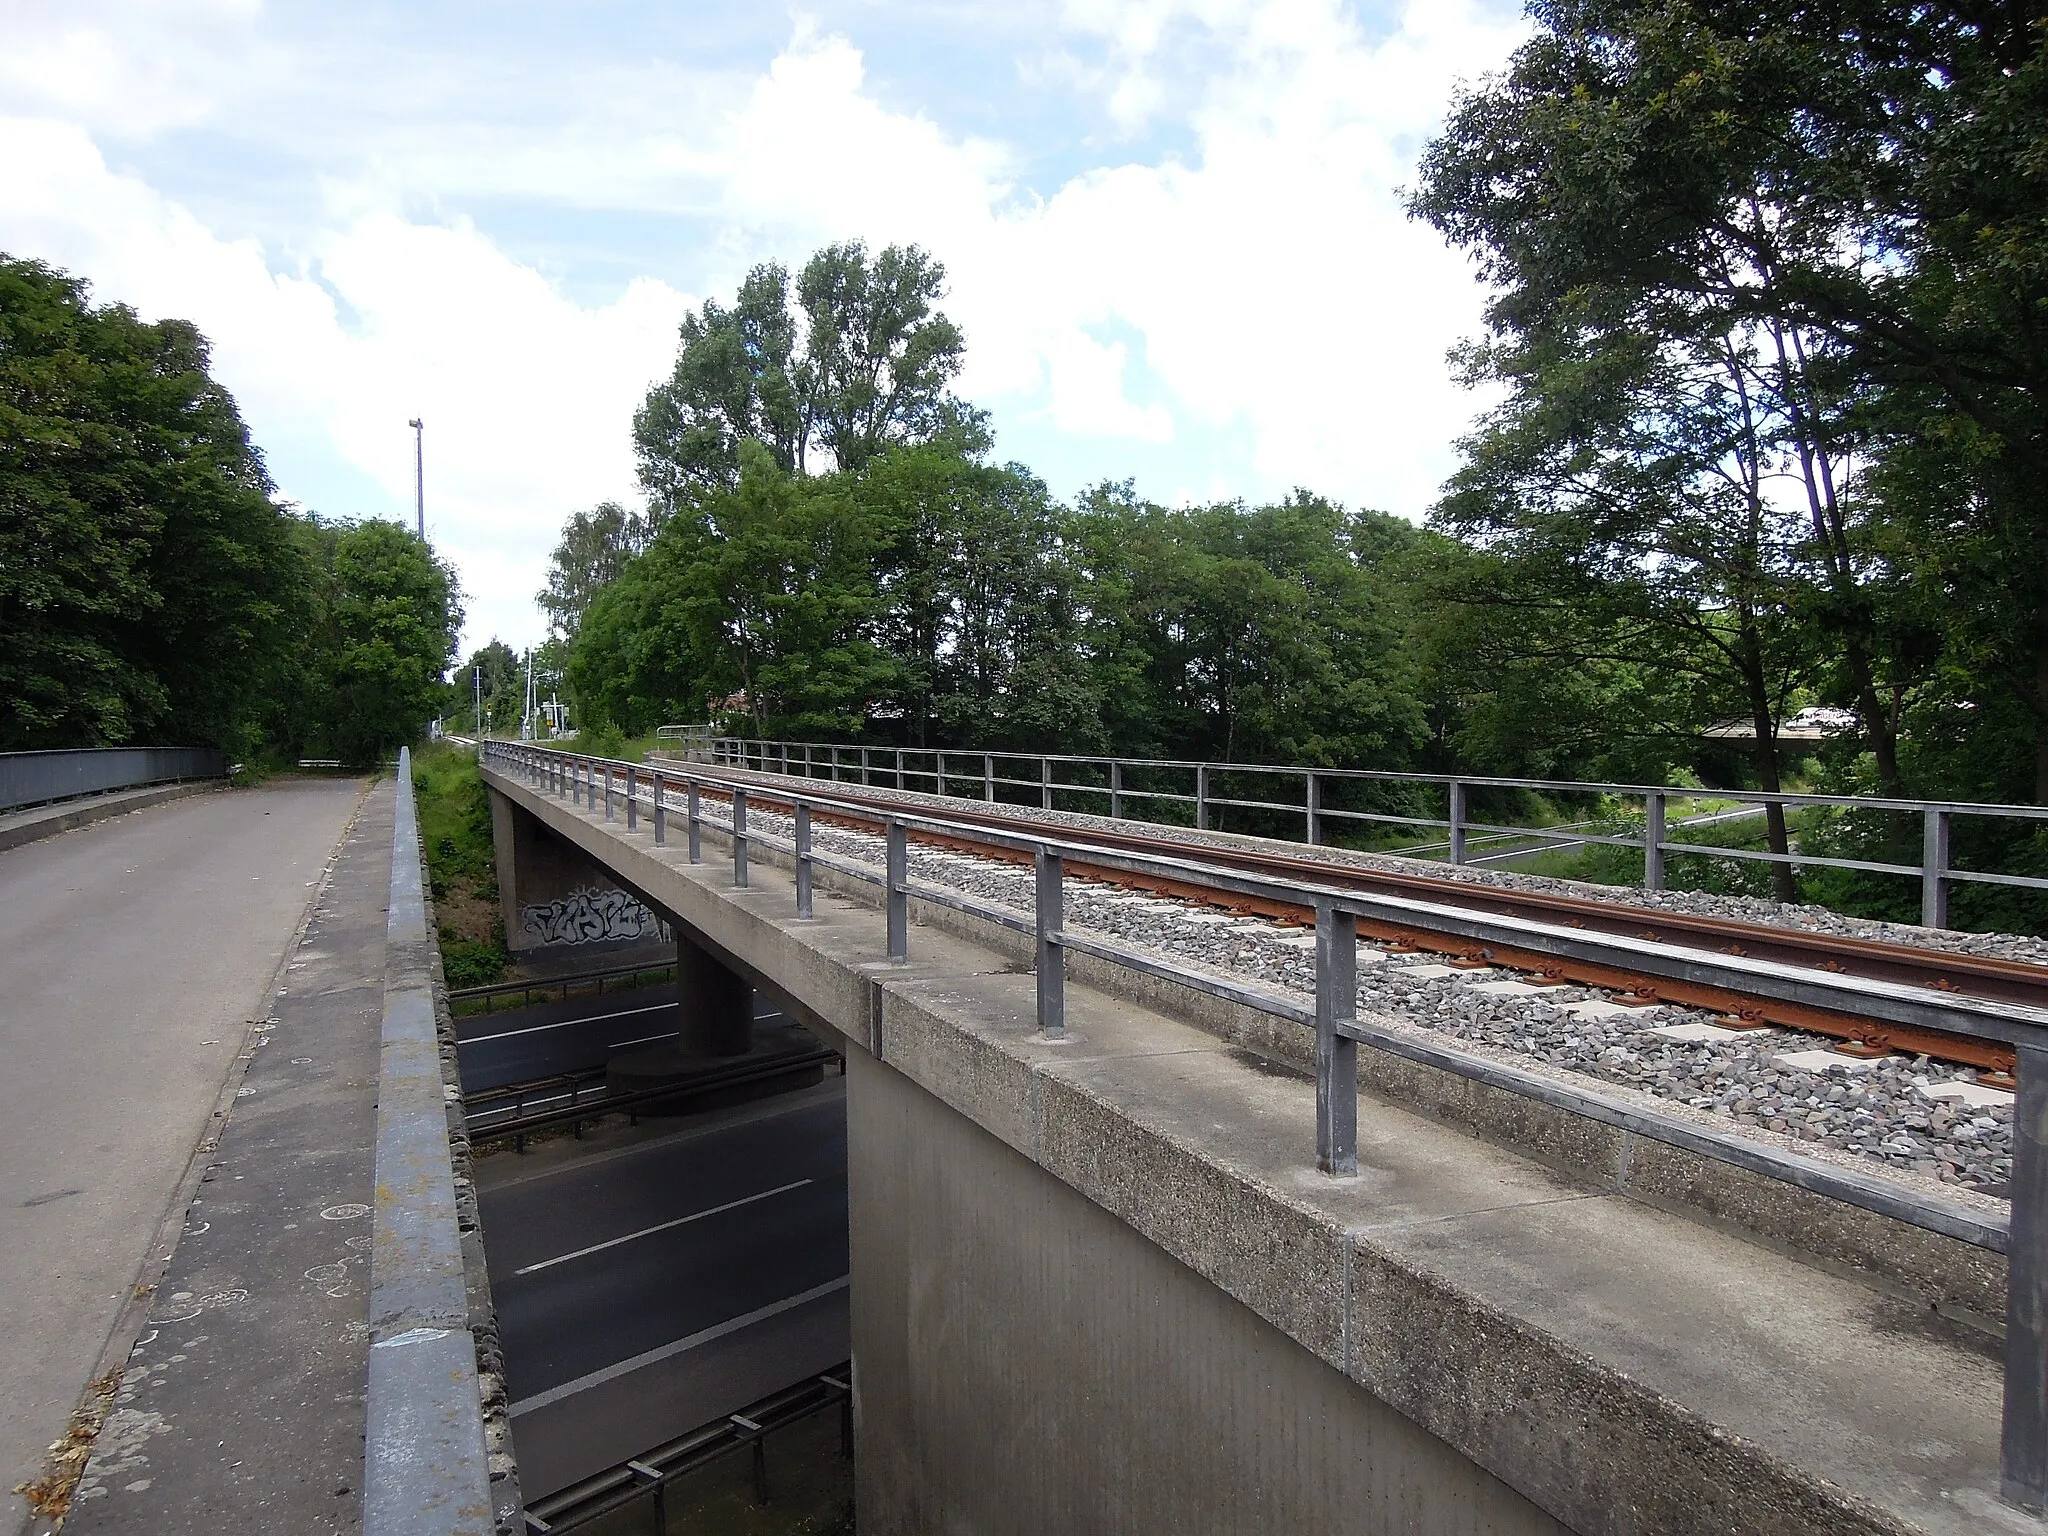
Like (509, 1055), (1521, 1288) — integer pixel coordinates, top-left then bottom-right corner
(0, 779), (365, 1536)
(478, 1082), (849, 1498)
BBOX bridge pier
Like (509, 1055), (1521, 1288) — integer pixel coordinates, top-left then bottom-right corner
(488, 784), (670, 952)
(674, 931), (753, 1057)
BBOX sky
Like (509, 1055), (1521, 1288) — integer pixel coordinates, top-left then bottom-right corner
(0, 0), (1527, 654)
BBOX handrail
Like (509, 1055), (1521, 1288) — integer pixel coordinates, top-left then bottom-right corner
(0, 745), (228, 812)
(672, 736), (2048, 931)
(485, 738), (2048, 1507)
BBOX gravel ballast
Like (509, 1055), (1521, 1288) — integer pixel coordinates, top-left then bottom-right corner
(696, 787), (2021, 1200)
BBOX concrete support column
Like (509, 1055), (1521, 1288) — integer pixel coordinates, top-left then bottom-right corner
(675, 931), (752, 1057)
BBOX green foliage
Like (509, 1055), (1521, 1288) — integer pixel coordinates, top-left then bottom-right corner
(633, 241), (980, 516)
(1, 254), (464, 766)
(412, 743), (507, 988)
(302, 519), (463, 766)
(537, 500), (650, 641)
(0, 254), (311, 755)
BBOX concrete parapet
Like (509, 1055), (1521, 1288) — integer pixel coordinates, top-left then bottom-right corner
(366, 751), (505, 1536)
(0, 779), (222, 854)
(482, 759), (2027, 1536)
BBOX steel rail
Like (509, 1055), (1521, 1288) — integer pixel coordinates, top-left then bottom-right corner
(680, 760), (2048, 1014)
(486, 740), (2048, 1509)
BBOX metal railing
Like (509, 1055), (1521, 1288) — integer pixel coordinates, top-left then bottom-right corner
(0, 745), (227, 812)
(653, 723), (715, 760)
(681, 737), (2048, 932)
(487, 738), (2048, 1509)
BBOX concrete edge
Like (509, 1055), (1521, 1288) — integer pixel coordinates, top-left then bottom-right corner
(0, 780), (224, 854)
(630, 776), (2004, 1323)
(364, 748), (500, 1536)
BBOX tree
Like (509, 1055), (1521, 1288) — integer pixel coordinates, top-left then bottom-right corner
(1410, 0), (2048, 806)
(537, 500), (650, 641)
(0, 255), (312, 755)
(461, 638), (522, 734)
(633, 242), (979, 517)
(309, 520), (463, 766)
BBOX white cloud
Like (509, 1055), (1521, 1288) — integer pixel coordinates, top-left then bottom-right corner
(0, 0), (1525, 649)
(0, 117), (692, 651)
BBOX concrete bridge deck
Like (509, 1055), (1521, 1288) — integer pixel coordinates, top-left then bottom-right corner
(484, 749), (2040, 1536)
(0, 778), (369, 1536)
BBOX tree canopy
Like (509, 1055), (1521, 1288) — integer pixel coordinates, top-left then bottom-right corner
(632, 242), (981, 518)
(1, 254), (463, 766)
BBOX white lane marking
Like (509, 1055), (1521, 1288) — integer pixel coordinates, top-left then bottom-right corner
(461, 1001), (780, 1045)
(511, 1179), (814, 1276)
(463, 1002), (673, 1044)
(509, 1275), (850, 1417)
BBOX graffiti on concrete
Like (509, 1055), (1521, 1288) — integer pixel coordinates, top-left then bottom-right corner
(521, 885), (672, 946)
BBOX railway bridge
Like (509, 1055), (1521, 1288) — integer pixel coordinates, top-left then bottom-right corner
(7, 738), (2047, 1536)
(477, 739), (2048, 1536)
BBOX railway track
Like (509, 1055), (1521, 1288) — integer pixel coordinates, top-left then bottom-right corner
(683, 763), (2046, 1078)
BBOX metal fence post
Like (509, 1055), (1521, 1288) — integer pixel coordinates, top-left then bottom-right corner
(1196, 764), (1211, 831)
(1644, 791), (1667, 891)
(984, 755), (995, 802)
(1315, 901), (1359, 1176)
(1041, 757), (1053, 811)
(935, 751), (946, 797)
(604, 764), (614, 821)
(1307, 771), (1322, 845)
(732, 788), (749, 888)
(1923, 809), (1952, 929)
(2004, 1039), (2048, 1509)
(1448, 780), (1468, 866)
(653, 776), (666, 845)
(886, 820), (908, 961)
(861, 748), (871, 786)
(626, 766), (638, 831)
(895, 749), (905, 790)
(1110, 760), (1123, 820)
(574, 762), (584, 808)
(688, 781), (702, 864)
(804, 743), (813, 780)
(1036, 848), (1065, 1039)
(796, 805), (813, 919)
(831, 745), (841, 782)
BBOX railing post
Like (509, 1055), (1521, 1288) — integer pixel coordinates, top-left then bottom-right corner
(1307, 771), (1322, 846)
(732, 788), (749, 888)
(625, 766), (638, 831)
(1923, 809), (1952, 929)
(603, 763), (614, 821)
(861, 747), (871, 786)
(1315, 900), (1359, 1176)
(1041, 757), (1053, 811)
(574, 762), (584, 808)
(1196, 763), (1211, 831)
(2004, 1039), (2048, 1509)
(935, 751), (946, 797)
(984, 755), (995, 802)
(653, 776), (666, 845)
(886, 819), (908, 961)
(895, 749), (905, 790)
(687, 781), (702, 864)
(795, 805), (813, 919)
(1644, 791), (1667, 891)
(1036, 847), (1065, 1039)
(1110, 760), (1123, 819)
(831, 744), (841, 782)
(804, 742), (813, 780)
(1448, 780), (1468, 866)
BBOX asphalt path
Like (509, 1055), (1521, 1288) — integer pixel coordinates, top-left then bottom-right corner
(0, 778), (365, 1536)
(477, 1084), (849, 1497)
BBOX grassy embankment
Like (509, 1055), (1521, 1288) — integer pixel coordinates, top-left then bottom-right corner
(413, 742), (509, 987)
